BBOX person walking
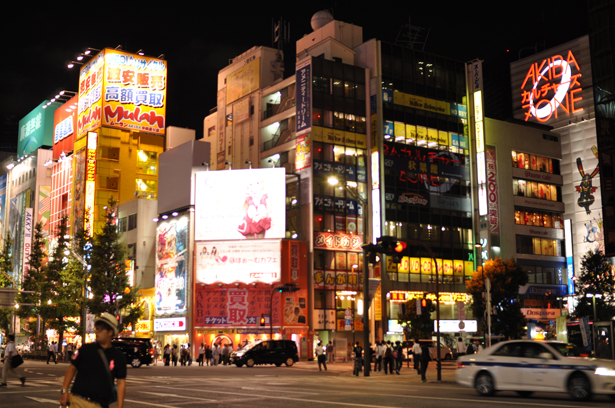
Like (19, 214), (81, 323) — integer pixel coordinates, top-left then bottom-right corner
(327, 341), (335, 363)
(222, 344), (230, 365)
(352, 342), (363, 376)
(47, 341), (56, 364)
(153, 344), (159, 366)
(374, 341), (383, 372)
(163, 344), (171, 366)
(419, 341), (432, 383)
(180, 345), (187, 366)
(198, 344), (205, 366)
(171, 345), (178, 366)
(205, 345), (212, 366)
(66, 343), (73, 362)
(383, 340), (394, 374)
(212, 343), (219, 366)
(315, 341), (327, 371)
(394, 341), (403, 374)
(456, 337), (466, 358)
(411, 338), (422, 374)
(59, 312), (126, 408)
(1, 334), (26, 387)
(476, 341), (484, 353)
(466, 340), (474, 355)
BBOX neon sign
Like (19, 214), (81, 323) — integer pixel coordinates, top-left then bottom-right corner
(520, 50), (582, 122)
(85, 132), (97, 236)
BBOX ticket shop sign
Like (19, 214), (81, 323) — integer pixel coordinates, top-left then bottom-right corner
(78, 49), (167, 137)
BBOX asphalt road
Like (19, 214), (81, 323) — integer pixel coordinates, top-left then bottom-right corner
(2, 359), (614, 407)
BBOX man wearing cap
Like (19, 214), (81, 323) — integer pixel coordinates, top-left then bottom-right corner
(59, 313), (126, 408)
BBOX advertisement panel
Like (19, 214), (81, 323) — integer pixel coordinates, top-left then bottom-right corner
(233, 98), (250, 123)
(9, 190), (30, 282)
(22, 208), (33, 277)
(18, 101), (58, 156)
(38, 185), (51, 236)
(72, 148), (86, 236)
(101, 49), (167, 134)
(216, 88), (226, 170)
(194, 168), (286, 240)
(195, 240), (281, 284)
(296, 59), (311, 135)
(53, 95), (79, 160)
(155, 215), (189, 316)
(84, 132), (97, 236)
(226, 57), (260, 104)
(194, 288), (281, 327)
(295, 134), (312, 171)
(0, 175), (6, 235)
(486, 149), (500, 235)
(77, 51), (104, 137)
(154, 317), (186, 332)
(313, 232), (363, 252)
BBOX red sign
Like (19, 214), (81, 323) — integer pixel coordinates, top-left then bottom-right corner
(53, 96), (79, 160)
(314, 232), (363, 252)
(486, 149), (500, 236)
(520, 50), (583, 123)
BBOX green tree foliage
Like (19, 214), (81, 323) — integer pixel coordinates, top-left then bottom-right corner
(397, 298), (436, 339)
(466, 258), (528, 340)
(87, 198), (142, 331)
(0, 233), (14, 334)
(573, 250), (615, 321)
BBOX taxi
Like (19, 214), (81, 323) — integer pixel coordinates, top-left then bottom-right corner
(456, 340), (615, 401)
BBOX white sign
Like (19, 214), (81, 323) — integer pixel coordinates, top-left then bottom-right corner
(194, 168), (286, 240)
(154, 317), (187, 332)
(195, 240), (281, 284)
(22, 208), (33, 276)
(86, 314), (95, 333)
(434, 319), (477, 333)
(312, 309), (336, 330)
(388, 319), (404, 333)
(521, 308), (561, 320)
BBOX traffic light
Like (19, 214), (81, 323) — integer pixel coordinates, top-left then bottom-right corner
(420, 298), (432, 315)
(260, 314), (265, 326)
(374, 236), (408, 263)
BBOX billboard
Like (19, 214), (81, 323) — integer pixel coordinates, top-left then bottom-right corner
(195, 240), (281, 284)
(53, 95), (79, 160)
(9, 189), (30, 282)
(226, 57), (260, 104)
(18, 101), (58, 156)
(155, 215), (189, 315)
(78, 49), (167, 137)
(296, 59), (311, 135)
(0, 175), (6, 237)
(194, 168), (286, 240)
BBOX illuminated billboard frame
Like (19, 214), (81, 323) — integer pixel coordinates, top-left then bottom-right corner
(194, 168), (286, 241)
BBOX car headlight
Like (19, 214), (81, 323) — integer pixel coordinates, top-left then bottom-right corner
(595, 367), (615, 376)
(235, 352), (243, 358)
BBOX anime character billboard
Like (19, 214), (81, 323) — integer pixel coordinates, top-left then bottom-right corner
(575, 145), (599, 214)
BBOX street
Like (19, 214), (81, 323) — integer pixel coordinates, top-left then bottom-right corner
(1, 360), (614, 407)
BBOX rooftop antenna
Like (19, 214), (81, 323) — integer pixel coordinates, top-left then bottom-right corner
(271, 17), (290, 79)
(394, 16), (430, 51)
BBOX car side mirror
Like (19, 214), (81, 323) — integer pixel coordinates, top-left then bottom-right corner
(538, 352), (551, 360)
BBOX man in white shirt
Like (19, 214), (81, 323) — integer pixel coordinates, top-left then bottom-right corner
(374, 341), (383, 372)
(1, 335), (26, 387)
(411, 339), (422, 374)
(456, 337), (466, 357)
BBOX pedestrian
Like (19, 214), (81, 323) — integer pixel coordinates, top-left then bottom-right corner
(205, 344), (212, 366)
(420, 341), (432, 383)
(187, 343), (192, 366)
(180, 345), (187, 366)
(374, 341), (383, 372)
(47, 341), (56, 364)
(352, 342), (363, 376)
(456, 337), (466, 357)
(58, 312), (126, 408)
(476, 341), (484, 353)
(466, 341), (474, 355)
(394, 340), (403, 374)
(171, 344), (178, 366)
(212, 343), (219, 366)
(222, 344), (230, 365)
(383, 340), (394, 374)
(163, 344), (171, 366)
(198, 343), (205, 366)
(412, 338), (422, 374)
(66, 343), (73, 362)
(326, 340), (334, 363)
(1, 334), (26, 387)
(315, 341), (327, 371)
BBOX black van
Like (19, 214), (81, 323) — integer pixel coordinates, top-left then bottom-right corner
(112, 337), (154, 368)
(231, 340), (299, 367)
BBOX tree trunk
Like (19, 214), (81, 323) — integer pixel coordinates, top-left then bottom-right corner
(58, 317), (64, 361)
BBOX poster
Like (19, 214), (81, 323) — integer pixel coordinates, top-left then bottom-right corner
(155, 215), (189, 315)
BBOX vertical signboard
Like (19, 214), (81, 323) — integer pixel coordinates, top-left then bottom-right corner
(22, 208), (33, 277)
(296, 59), (311, 136)
(85, 132), (97, 236)
(486, 149), (500, 235)
(77, 51), (104, 137)
(217, 89), (226, 170)
(155, 215), (189, 315)
(18, 101), (58, 156)
(295, 134), (312, 170)
(0, 175), (6, 238)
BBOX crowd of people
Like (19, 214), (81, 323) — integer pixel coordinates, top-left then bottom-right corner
(157, 342), (240, 366)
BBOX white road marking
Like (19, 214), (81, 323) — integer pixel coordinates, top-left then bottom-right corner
(25, 396), (61, 404)
(124, 398), (181, 407)
(138, 391), (217, 402)
(241, 387), (313, 394)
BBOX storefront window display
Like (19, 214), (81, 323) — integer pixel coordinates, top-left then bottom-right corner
(513, 179), (559, 201)
(511, 151), (558, 174)
(515, 210), (563, 228)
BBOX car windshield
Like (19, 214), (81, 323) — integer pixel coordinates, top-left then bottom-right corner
(549, 342), (582, 357)
(239, 341), (260, 351)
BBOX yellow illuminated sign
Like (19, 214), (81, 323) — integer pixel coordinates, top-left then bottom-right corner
(227, 58), (260, 104)
(85, 132), (97, 236)
(135, 320), (151, 332)
(389, 291), (469, 303)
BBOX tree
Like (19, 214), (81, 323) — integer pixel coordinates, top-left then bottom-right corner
(87, 198), (142, 331)
(466, 258), (528, 340)
(0, 233), (14, 334)
(573, 250), (615, 321)
(398, 298), (436, 339)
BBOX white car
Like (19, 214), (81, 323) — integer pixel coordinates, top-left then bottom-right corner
(457, 340), (615, 401)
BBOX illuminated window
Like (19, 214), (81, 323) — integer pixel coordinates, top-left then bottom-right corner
(137, 150), (158, 175)
(135, 179), (157, 198)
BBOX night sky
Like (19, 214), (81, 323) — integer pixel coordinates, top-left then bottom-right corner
(0, 2), (588, 148)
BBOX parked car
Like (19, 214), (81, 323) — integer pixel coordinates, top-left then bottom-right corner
(406, 339), (453, 361)
(457, 339), (615, 401)
(231, 340), (298, 368)
(112, 337), (154, 368)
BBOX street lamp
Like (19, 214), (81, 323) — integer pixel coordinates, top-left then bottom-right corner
(328, 176), (370, 376)
(587, 293), (602, 356)
(475, 242), (491, 348)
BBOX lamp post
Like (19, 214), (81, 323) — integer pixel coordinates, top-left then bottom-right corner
(587, 293), (602, 356)
(475, 242), (491, 348)
(328, 176), (370, 376)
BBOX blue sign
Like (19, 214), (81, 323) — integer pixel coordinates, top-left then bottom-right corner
(382, 89), (393, 104)
(384, 121), (393, 136)
(296, 61), (311, 134)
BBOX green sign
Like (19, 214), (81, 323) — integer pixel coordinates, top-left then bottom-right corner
(17, 101), (58, 157)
